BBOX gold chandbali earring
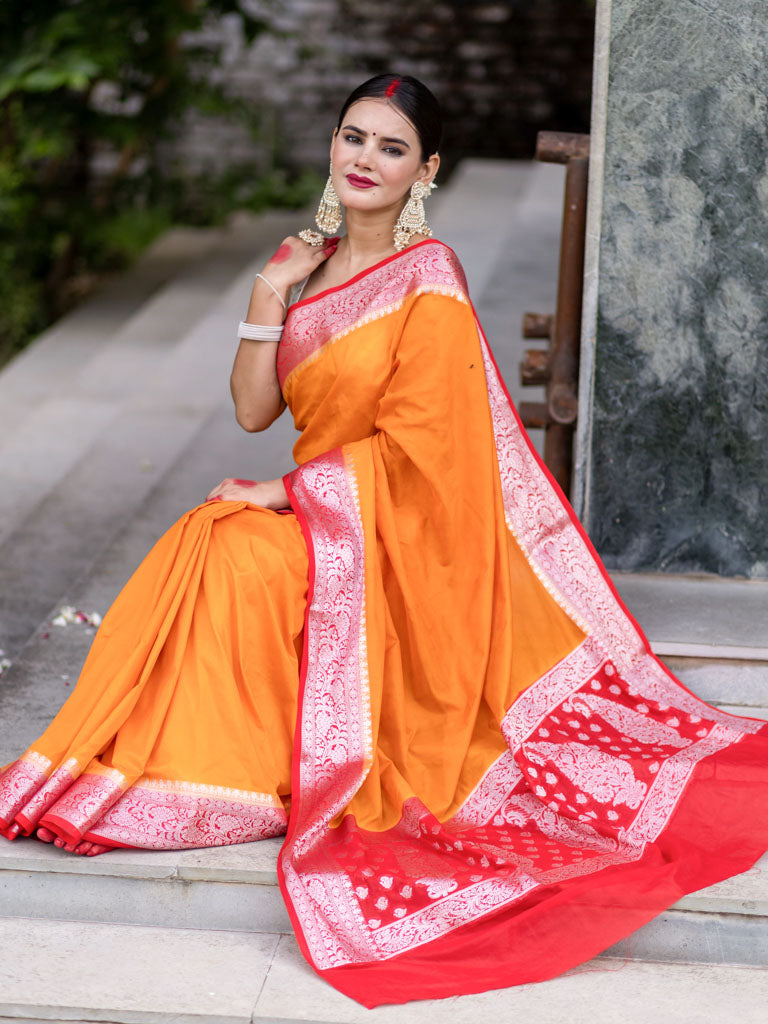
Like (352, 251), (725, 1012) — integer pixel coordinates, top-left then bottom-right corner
(299, 163), (342, 246)
(393, 179), (437, 251)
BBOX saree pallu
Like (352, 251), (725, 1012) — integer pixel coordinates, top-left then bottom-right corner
(276, 241), (768, 1003)
(2, 239), (767, 1006)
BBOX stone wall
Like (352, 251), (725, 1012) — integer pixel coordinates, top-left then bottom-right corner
(166, 0), (595, 175)
(582, 0), (768, 578)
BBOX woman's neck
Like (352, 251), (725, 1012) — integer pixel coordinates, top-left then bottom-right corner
(337, 206), (401, 271)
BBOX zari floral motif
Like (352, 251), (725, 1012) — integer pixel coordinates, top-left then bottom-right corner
(281, 447), (375, 964)
(15, 758), (79, 833)
(89, 778), (287, 849)
(40, 767), (126, 840)
(0, 750), (51, 828)
(0, 751), (288, 848)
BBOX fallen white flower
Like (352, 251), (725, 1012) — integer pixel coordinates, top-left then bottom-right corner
(52, 606), (103, 629)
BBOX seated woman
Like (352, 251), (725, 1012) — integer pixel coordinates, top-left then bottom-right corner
(1, 74), (767, 1008)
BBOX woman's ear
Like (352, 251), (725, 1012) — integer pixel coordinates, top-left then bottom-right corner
(418, 152), (441, 187)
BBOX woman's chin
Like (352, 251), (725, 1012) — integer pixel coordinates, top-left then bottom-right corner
(339, 191), (383, 209)
(340, 193), (403, 221)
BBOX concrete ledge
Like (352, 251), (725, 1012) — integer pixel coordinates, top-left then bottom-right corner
(1, 918), (767, 1024)
(0, 835), (282, 883)
(0, 213), (301, 661)
(1, 835), (765, 952)
(0, 917), (279, 1024)
(610, 572), (768, 651)
(603, 909), (768, 967)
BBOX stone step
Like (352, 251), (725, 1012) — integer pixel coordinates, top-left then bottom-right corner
(661, 657), (768, 711)
(0, 212), (293, 550)
(0, 224), (229, 440)
(0, 833), (765, 968)
(0, 212), (302, 663)
(0, 916), (765, 1024)
(611, 572), (768, 652)
(612, 570), (768, 703)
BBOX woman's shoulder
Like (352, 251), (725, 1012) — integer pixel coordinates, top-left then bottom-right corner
(398, 238), (469, 299)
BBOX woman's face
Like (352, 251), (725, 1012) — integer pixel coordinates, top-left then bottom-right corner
(330, 98), (438, 215)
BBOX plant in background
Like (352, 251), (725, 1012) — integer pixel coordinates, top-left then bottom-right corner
(0, 0), (294, 366)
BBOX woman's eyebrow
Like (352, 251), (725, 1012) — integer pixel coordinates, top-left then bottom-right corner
(342, 124), (411, 148)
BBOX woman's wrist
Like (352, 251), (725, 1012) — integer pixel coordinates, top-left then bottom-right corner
(257, 263), (297, 295)
(264, 477), (290, 511)
(246, 276), (287, 325)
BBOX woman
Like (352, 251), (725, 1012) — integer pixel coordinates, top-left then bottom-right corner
(1, 74), (767, 1007)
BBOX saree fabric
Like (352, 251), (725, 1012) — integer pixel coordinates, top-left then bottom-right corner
(0, 504), (308, 846)
(2, 239), (768, 1006)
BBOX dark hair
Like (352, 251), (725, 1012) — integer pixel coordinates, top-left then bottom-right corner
(336, 74), (442, 162)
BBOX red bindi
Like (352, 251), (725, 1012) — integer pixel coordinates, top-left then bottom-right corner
(269, 243), (292, 264)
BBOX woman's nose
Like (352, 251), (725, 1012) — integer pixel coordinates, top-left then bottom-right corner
(355, 141), (377, 169)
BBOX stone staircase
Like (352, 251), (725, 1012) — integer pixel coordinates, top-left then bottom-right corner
(0, 162), (766, 1022)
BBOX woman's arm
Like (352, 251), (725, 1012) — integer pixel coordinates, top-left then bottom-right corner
(230, 236), (338, 432)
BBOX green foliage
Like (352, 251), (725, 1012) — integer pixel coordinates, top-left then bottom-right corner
(0, 1), (302, 366)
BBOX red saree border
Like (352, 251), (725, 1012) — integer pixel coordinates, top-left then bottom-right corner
(281, 447), (376, 966)
(277, 240), (468, 391)
(87, 778), (286, 849)
(287, 238), (445, 314)
(0, 750), (286, 849)
(0, 750), (52, 829)
(322, 727), (768, 1007)
(17, 758), (82, 835)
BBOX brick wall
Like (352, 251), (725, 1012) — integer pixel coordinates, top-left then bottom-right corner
(164, 0), (595, 177)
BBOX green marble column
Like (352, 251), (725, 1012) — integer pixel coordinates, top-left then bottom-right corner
(578, 0), (768, 578)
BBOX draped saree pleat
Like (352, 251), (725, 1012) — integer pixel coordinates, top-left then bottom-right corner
(1, 239), (767, 1006)
(1, 503), (307, 847)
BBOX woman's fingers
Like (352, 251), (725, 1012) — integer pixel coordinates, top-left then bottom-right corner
(319, 237), (339, 261)
(205, 480), (228, 501)
(262, 235), (339, 286)
(205, 478), (263, 503)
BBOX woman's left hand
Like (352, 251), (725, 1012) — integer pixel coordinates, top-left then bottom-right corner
(205, 477), (290, 510)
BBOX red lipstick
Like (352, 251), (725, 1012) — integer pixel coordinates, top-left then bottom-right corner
(346, 174), (377, 189)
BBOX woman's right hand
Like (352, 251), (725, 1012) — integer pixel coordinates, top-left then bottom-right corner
(259, 235), (339, 292)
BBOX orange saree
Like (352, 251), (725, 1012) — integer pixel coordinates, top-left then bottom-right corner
(2, 240), (768, 1006)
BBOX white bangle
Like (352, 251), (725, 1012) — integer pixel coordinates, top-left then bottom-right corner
(238, 321), (284, 341)
(255, 272), (287, 312)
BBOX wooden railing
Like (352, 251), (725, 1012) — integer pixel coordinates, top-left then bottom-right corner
(517, 131), (590, 497)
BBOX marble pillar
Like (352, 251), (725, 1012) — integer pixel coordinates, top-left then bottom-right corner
(576, 0), (768, 578)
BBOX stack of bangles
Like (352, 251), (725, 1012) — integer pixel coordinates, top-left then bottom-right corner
(237, 273), (286, 341)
